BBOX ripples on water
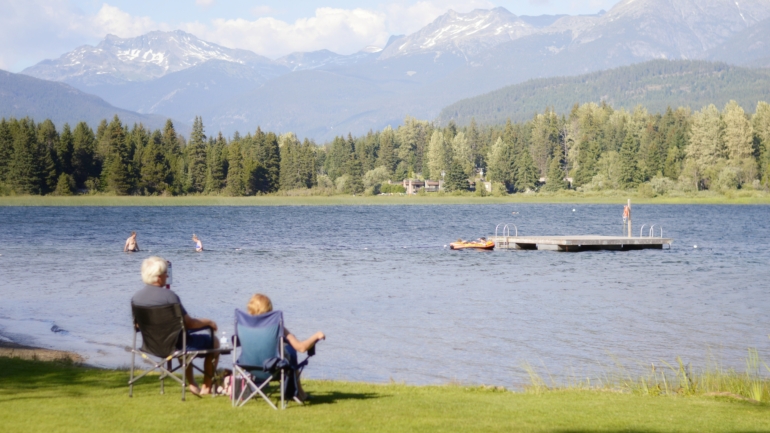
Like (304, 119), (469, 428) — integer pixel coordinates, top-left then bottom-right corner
(0, 204), (768, 387)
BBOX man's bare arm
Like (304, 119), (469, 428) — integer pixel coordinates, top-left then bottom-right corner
(285, 330), (325, 353)
(183, 314), (218, 332)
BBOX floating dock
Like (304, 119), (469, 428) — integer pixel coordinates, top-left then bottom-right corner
(490, 235), (673, 252)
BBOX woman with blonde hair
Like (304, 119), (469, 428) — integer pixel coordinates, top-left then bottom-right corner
(192, 234), (203, 252)
(246, 293), (324, 402)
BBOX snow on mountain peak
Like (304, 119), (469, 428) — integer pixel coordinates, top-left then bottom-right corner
(23, 30), (271, 84)
(379, 7), (535, 59)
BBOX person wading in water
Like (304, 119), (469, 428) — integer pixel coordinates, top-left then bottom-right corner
(124, 231), (139, 252)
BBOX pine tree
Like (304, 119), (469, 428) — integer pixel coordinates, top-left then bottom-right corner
(345, 155), (364, 194)
(466, 118), (483, 168)
(71, 122), (97, 189)
(619, 132), (640, 189)
(56, 123), (74, 175)
(514, 145), (538, 192)
(37, 119), (59, 194)
(53, 173), (75, 195)
(8, 118), (41, 194)
(753, 102), (770, 188)
(103, 116), (132, 195)
(325, 135), (353, 180)
(0, 119), (12, 185)
(186, 116), (207, 193)
(530, 109), (560, 177)
(377, 126), (397, 172)
(255, 129), (280, 193)
(543, 156), (567, 192)
(226, 140), (244, 196)
(139, 130), (171, 194)
(444, 160), (469, 192)
(205, 133), (227, 193)
(161, 120), (183, 194)
(279, 133), (301, 190)
(573, 139), (600, 187)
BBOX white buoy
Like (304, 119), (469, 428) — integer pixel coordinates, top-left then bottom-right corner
(443, 245), (447, 248)
(694, 245), (698, 249)
(572, 209), (576, 212)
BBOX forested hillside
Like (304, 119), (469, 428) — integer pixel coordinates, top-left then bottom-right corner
(2, 98), (769, 198)
(437, 61), (770, 126)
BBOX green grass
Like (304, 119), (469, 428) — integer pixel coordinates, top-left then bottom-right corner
(2, 357), (769, 432)
(1, 190), (769, 206)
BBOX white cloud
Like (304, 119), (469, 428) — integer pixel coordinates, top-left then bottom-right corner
(196, 0), (215, 6)
(251, 5), (277, 17)
(89, 4), (166, 38)
(183, 7), (390, 58)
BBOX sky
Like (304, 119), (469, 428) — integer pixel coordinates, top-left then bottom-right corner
(0, 0), (623, 72)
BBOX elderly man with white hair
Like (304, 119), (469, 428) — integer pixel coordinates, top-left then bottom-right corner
(132, 256), (220, 395)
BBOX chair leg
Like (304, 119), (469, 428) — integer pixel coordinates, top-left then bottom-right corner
(182, 357), (186, 401)
(129, 331), (136, 397)
(280, 369), (285, 409)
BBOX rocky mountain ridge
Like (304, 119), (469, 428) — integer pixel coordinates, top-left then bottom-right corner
(15, 0), (770, 140)
(23, 30), (281, 86)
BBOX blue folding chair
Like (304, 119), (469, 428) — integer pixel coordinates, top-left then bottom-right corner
(231, 309), (293, 409)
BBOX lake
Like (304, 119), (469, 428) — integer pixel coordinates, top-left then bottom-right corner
(0, 204), (768, 388)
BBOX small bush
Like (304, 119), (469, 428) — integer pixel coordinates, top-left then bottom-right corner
(637, 183), (655, 198)
(716, 166), (740, 192)
(649, 175), (676, 196)
(334, 175), (350, 194)
(53, 173), (76, 196)
(380, 183), (406, 194)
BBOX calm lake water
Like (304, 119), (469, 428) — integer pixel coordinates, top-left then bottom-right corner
(0, 204), (768, 387)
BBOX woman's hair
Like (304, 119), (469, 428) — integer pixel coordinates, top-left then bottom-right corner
(247, 294), (273, 316)
(141, 256), (168, 285)
(192, 234), (198, 240)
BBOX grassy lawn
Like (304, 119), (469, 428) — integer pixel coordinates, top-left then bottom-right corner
(0, 191), (769, 206)
(2, 358), (769, 432)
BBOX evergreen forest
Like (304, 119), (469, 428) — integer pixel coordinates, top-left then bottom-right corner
(2, 99), (770, 198)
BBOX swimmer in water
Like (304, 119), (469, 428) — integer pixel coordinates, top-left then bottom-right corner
(124, 231), (139, 252)
(192, 234), (203, 252)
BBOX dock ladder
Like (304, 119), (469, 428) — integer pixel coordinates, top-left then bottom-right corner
(494, 223), (518, 248)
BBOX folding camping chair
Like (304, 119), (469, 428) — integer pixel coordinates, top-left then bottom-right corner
(231, 309), (314, 409)
(129, 303), (221, 401)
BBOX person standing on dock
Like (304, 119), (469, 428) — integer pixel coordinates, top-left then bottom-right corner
(124, 231), (139, 252)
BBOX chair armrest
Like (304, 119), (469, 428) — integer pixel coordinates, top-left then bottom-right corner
(186, 326), (214, 338)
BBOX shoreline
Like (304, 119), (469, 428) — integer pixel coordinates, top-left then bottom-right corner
(0, 337), (84, 363)
(1, 193), (769, 206)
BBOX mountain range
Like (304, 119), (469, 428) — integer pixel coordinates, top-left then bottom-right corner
(14, 0), (770, 140)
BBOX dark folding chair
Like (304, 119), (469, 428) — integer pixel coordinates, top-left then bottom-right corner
(231, 309), (314, 409)
(129, 303), (220, 401)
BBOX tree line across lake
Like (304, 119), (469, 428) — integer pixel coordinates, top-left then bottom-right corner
(1, 99), (769, 197)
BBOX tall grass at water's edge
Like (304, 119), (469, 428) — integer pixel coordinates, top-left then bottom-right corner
(523, 348), (770, 403)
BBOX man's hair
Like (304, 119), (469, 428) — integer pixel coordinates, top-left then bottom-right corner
(141, 256), (168, 285)
(247, 294), (273, 316)
(131, 231), (136, 236)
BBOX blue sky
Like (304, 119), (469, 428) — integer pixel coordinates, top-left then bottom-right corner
(68, 0), (619, 24)
(0, 0), (623, 72)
